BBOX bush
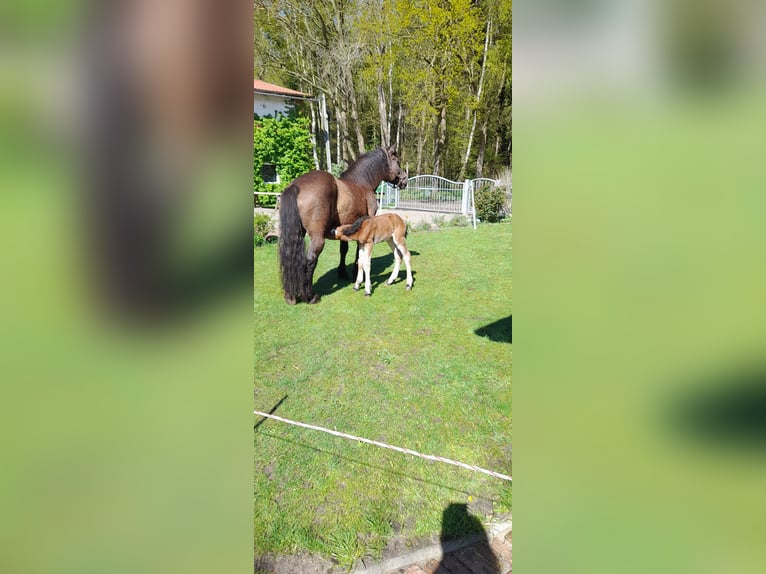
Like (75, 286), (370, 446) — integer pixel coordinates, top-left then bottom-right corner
(253, 214), (273, 247)
(496, 167), (512, 218)
(254, 114), (313, 197)
(474, 183), (507, 223)
(447, 215), (470, 227)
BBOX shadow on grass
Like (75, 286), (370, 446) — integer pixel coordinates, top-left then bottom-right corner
(313, 249), (420, 297)
(475, 315), (512, 344)
(666, 365), (766, 449)
(434, 503), (501, 574)
(254, 429), (497, 504)
(254, 395), (288, 431)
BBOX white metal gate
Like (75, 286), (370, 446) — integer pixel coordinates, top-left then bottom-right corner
(377, 175), (499, 229)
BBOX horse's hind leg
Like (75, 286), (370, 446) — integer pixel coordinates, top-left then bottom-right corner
(385, 238), (402, 286)
(304, 235), (325, 303)
(392, 234), (413, 290)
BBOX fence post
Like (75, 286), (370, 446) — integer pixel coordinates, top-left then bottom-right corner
(462, 180), (471, 215)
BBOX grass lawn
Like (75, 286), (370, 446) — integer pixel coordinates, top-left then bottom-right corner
(254, 222), (512, 569)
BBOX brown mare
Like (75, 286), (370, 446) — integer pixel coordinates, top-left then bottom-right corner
(279, 145), (407, 304)
(331, 213), (413, 296)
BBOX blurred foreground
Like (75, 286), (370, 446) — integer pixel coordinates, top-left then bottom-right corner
(1, 1), (252, 573)
(517, 1), (766, 573)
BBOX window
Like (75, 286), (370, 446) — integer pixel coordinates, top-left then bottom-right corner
(261, 163), (279, 184)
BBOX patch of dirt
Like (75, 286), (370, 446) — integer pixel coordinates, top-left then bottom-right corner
(262, 463), (275, 481)
(467, 497), (494, 517)
(254, 553), (341, 574)
(382, 533), (437, 561)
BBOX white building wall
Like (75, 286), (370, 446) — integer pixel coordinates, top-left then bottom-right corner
(253, 93), (293, 117)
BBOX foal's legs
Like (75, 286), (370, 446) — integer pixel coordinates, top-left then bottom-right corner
(391, 233), (413, 290)
(353, 243), (366, 291)
(304, 234), (325, 303)
(362, 243), (373, 296)
(385, 238), (402, 286)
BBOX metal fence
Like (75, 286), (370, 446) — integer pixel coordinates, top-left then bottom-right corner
(377, 175), (500, 229)
(255, 176), (504, 229)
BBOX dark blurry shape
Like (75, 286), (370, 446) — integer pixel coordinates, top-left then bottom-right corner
(253, 395), (287, 430)
(435, 503), (501, 574)
(668, 366), (766, 448)
(80, 0), (252, 323)
(664, 0), (740, 89)
(476, 315), (512, 344)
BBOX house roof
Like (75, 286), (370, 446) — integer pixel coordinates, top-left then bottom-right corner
(253, 80), (312, 99)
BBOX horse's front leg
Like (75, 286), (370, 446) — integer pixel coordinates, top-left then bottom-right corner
(304, 235), (325, 304)
(337, 240), (361, 281)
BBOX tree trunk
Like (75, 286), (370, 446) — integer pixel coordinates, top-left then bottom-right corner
(377, 82), (389, 147)
(433, 103), (447, 177)
(416, 119), (424, 175)
(459, 18), (492, 180)
(348, 79), (365, 154)
(476, 115), (488, 178)
(395, 101), (402, 150)
(309, 99), (320, 170)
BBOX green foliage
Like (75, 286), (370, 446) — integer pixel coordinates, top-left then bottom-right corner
(475, 184), (507, 222)
(254, 0), (511, 179)
(254, 115), (313, 198)
(447, 215), (471, 227)
(253, 214), (273, 248)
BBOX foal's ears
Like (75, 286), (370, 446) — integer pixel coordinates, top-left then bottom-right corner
(386, 144), (398, 156)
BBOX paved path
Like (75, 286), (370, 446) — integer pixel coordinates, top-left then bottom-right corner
(353, 522), (512, 574)
(254, 207), (466, 229)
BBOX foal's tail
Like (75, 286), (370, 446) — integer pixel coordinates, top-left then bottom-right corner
(278, 184), (307, 303)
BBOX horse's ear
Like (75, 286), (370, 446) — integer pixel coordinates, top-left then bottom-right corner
(387, 144), (397, 155)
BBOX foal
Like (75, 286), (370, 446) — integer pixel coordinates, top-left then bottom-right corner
(331, 213), (414, 296)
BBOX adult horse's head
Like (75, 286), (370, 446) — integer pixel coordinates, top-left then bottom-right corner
(384, 144), (408, 189)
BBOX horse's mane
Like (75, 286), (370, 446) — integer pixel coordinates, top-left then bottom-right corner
(339, 148), (388, 186)
(341, 216), (370, 237)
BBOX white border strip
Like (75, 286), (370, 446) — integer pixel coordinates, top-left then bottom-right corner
(254, 410), (512, 482)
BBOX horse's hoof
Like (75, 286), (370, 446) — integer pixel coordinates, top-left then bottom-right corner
(284, 295), (297, 305)
(406, 285), (412, 291)
(307, 294), (321, 304)
(353, 285), (360, 291)
(386, 280), (393, 286)
(364, 293), (371, 297)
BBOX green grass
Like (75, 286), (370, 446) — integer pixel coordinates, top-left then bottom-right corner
(254, 223), (512, 568)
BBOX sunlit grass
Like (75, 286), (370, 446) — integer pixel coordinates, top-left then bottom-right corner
(254, 223), (512, 567)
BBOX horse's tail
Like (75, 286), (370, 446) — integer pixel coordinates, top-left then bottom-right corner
(278, 184), (306, 302)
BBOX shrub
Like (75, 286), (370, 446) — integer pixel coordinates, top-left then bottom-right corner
(496, 167), (512, 218)
(253, 214), (273, 247)
(474, 183), (506, 223)
(447, 215), (470, 227)
(254, 114), (313, 199)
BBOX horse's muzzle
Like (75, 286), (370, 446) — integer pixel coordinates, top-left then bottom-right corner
(397, 172), (408, 189)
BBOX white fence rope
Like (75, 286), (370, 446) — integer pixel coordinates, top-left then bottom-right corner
(254, 410), (512, 482)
